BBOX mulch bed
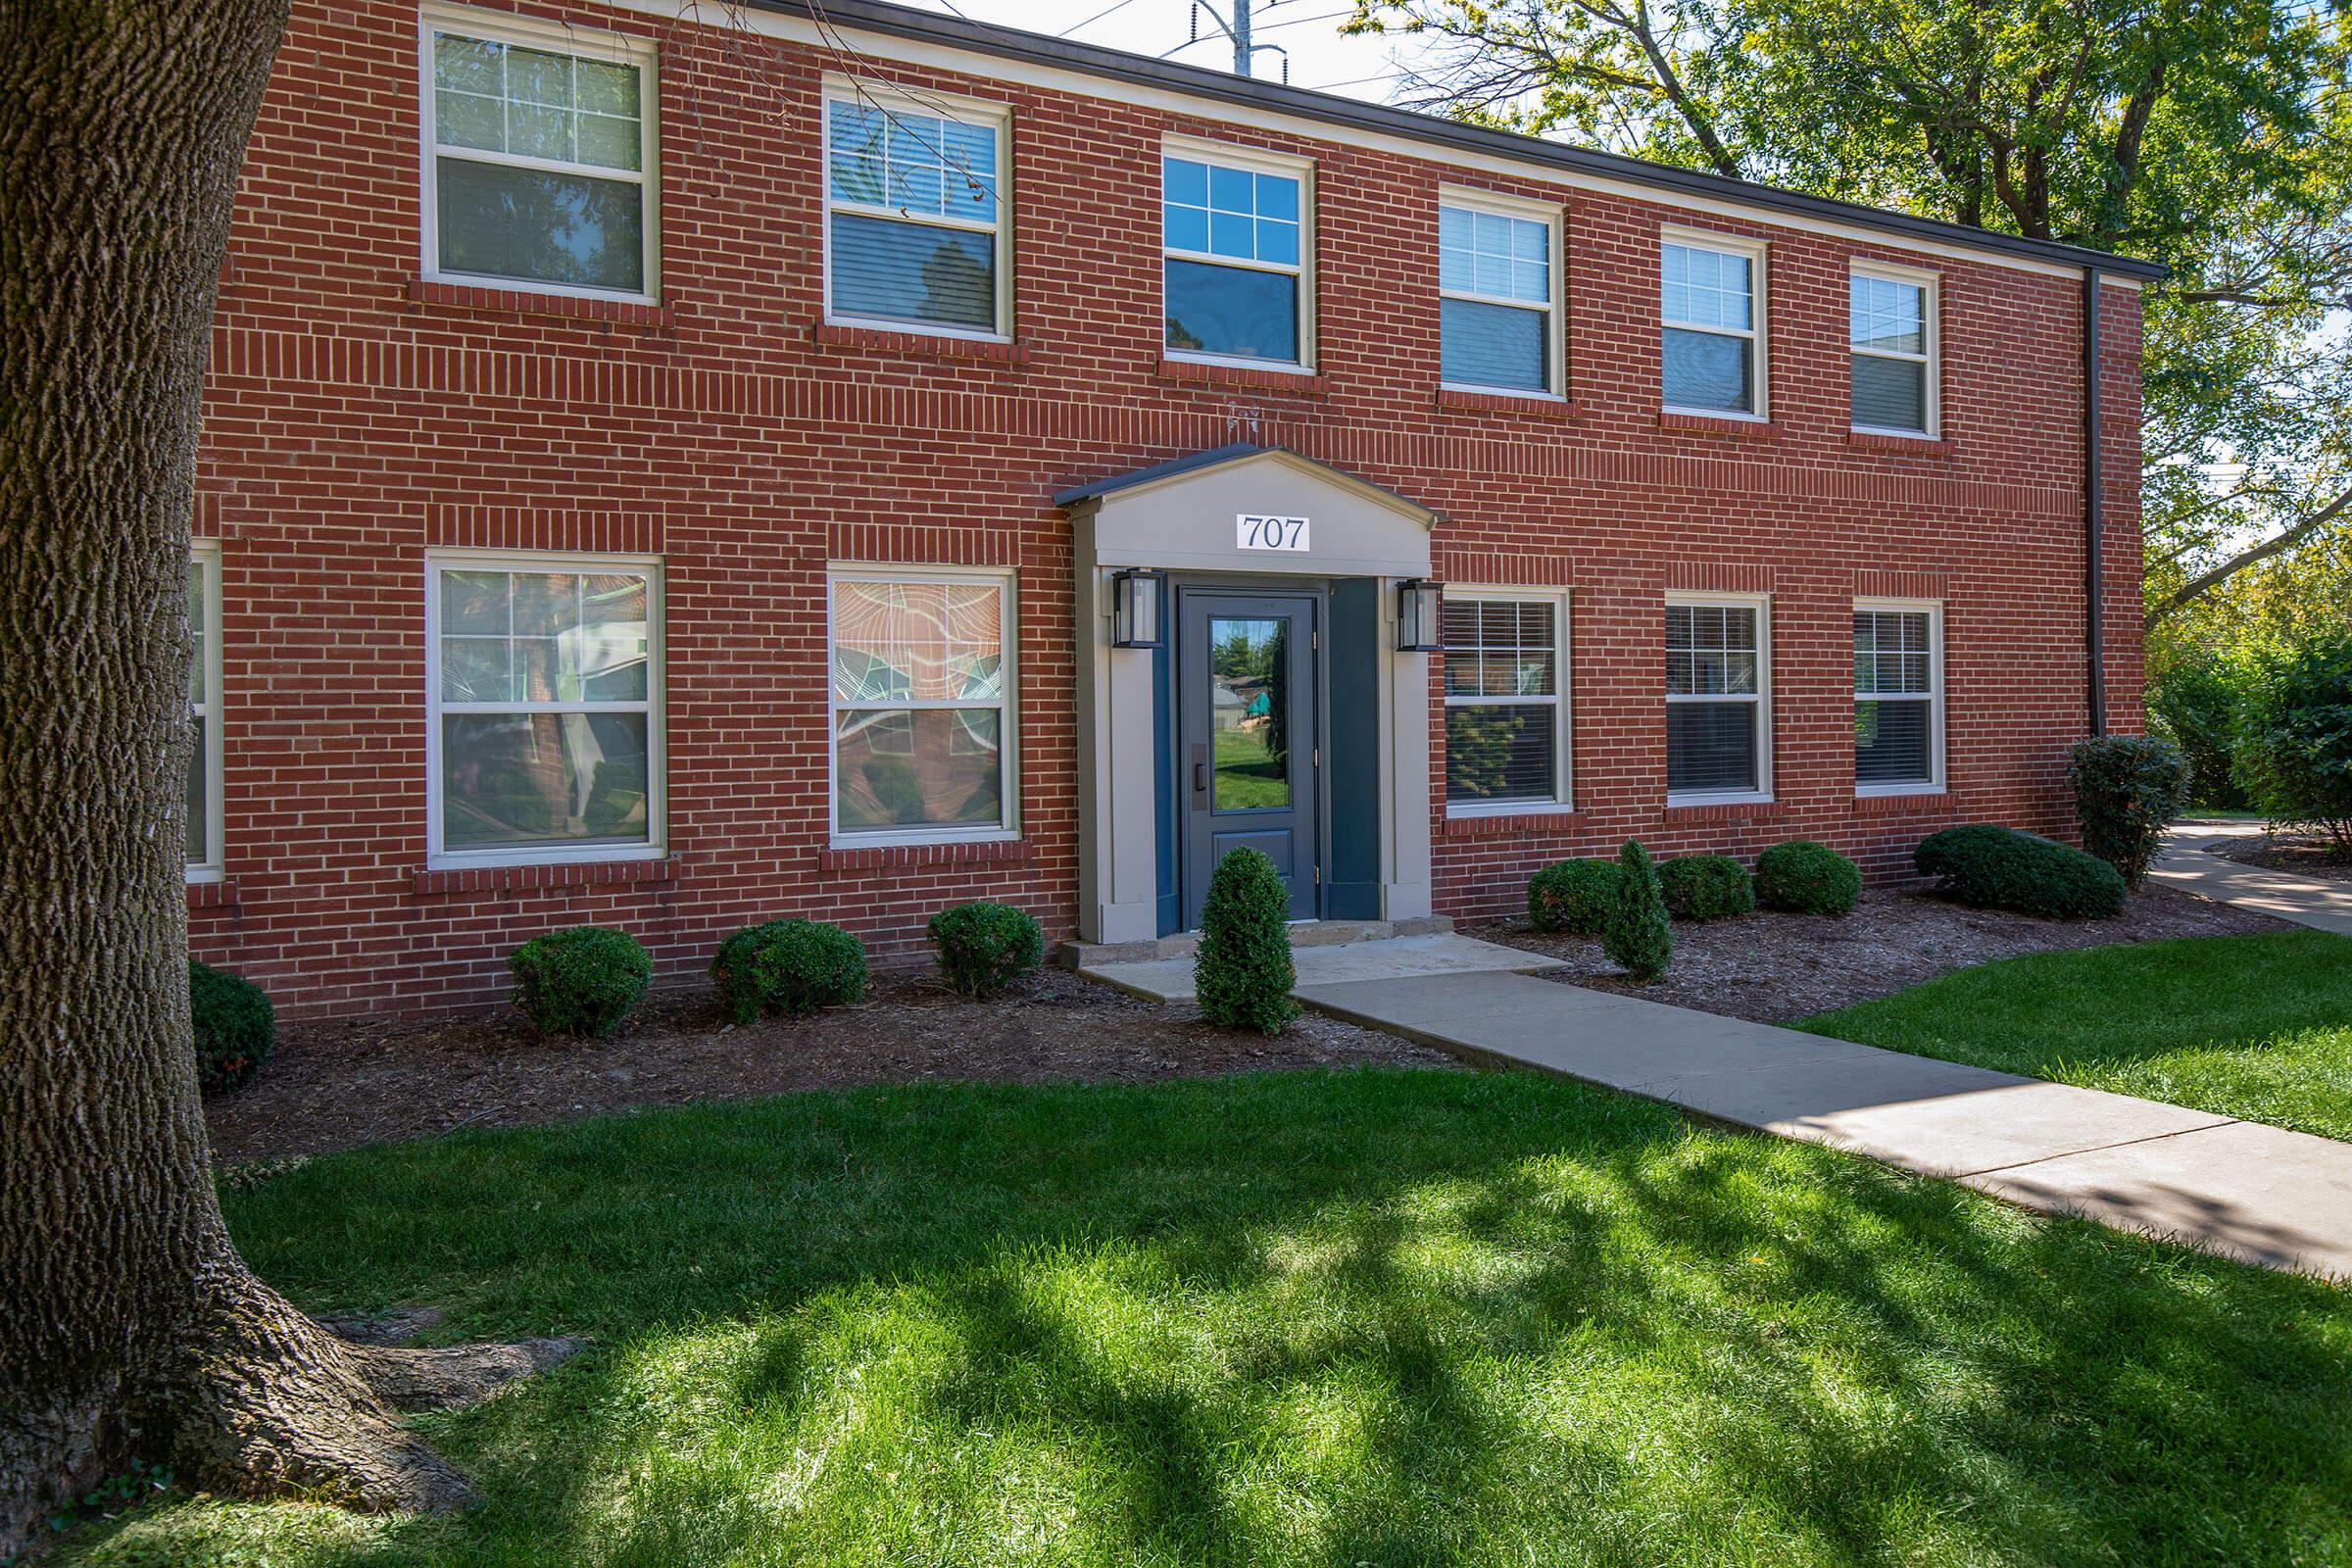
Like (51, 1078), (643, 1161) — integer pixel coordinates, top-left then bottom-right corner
(1473, 884), (2292, 1024)
(205, 967), (1454, 1164)
(2208, 831), (2352, 884)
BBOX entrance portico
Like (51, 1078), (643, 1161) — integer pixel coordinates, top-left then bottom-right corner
(1057, 445), (1441, 944)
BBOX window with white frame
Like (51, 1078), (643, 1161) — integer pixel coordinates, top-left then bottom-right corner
(829, 571), (1014, 841)
(1660, 236), (1763, 416)
(1439, 195), (1559, 396)
(1444, 593), (1571, 809)
(427, 555), (662, 863)
(824, 87), (1007, 337)
(1854, 602), (1942, 791)
(187, 543), (223, 880)
(1665, 596), (1771, 799)
(1162, 145), (1309, 368)
(1850, 266), (1936, 435)
(422, 8), (656, 300)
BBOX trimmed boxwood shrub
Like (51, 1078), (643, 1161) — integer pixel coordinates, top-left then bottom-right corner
(929, 901), (1044, 998)
(508, 926), (652, 1039)
(2070, 734), (2193, 889)
(188, 959), (274, 1096)
(1528, 858), (1621, 936)
(712, 919), (868, 1022)
(1755, 841), (1862, 916)
(1657, 854), (1754, 920)
(1194, 848), (1298, 1035)
(1603, 840), (1673, 982)
(1915, 824), (2128, 919)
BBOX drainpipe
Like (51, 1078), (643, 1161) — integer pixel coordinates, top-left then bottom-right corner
(2082, 266), (2108, 737)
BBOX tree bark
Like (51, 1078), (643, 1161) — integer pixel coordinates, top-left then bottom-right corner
(0, 6), (572, 1554)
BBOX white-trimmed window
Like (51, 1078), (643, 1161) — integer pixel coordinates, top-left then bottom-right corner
(420, 5), (658, 302)
(1854, 600), (1944, 793)
(1660, 232), (1765, 416)
(1162, 140), (1312, 369)
(187, 542), (223, 882)
(1850, 264), (1937, 436)
(426, 553), (664, 867)
(1439, 191), (1561, 397)
(828, 569), (1016, 845)
(1665, 594), (1772, 802)
(823, 81), (1009, 339)
(1444, 591), (1572, 811)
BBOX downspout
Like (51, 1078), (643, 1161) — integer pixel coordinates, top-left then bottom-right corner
(2082, 266), (2108, 737)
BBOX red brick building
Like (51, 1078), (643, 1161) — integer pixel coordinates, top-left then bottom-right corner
(186, 0), (2158, 1018)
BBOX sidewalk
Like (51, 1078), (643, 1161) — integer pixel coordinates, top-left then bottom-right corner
(2149, 820), (2352, 936)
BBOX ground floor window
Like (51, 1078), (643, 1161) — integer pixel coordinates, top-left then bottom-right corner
(426, 553), (662, 864)
(828, 569), (1015, 843)
(1854, 600), (1942, 792)
(1665, 593), (1771, 801)
(187, 542), (222, 880)
(1443, 591), (1570, 810)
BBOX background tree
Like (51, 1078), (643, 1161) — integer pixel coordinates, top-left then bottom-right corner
(1, 5), (569, 1554)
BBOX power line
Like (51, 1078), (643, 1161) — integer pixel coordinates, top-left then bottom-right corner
(1059, 0), (1143, 34)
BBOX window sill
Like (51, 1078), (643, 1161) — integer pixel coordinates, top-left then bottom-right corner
(1156, 357), (1327, 396)
(411, 856), (680, 898)
(1848, 428), (1945, 455)
(1436, 387), (1579, 419)
(812, 321), (1030, 365)
(1659, 409), (1780, 440)
(187, 878), (239, 911)
(1853, 788), (1954, 815)
(819, 838), (1035, 871)
(406, 277), (672, 329)
(1442, 806), (1580, 837)
(1663, 795), (1782, 821)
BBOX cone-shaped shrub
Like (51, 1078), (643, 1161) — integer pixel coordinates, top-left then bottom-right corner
(1528, 858), (1622, 935)
(189, 959), (274, 1095)
(1657, 854), (1754, 920)
(509, 925), (653, 1038)
(1603, 839), (1673, 983)
(1194, 848), (1298, 1035)
(2069, 735), (2192, 889)
(928, 901), (1045, 998)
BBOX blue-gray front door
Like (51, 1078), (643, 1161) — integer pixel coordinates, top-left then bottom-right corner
(1178, 590), (1320, 927)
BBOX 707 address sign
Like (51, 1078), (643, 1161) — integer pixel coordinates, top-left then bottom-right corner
(1237, 514), (1310, 552)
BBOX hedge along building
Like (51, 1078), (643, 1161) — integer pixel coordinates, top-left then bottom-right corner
(186, 0), (2160, 1017)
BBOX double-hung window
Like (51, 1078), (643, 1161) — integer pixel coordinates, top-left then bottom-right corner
(1439, 194), (1560, 397)
(187, 543), (223, 881)
(1162, 143), (1310, 368)
(422, 7), (657, 301)
(823, 85), (1008, 338)
(1665, 595), (1771, 801)
(1444, 593), (1571, 810)
(1850, 265), (1936, 436)
(1660, 234), (1764, 416)
(427, 554), (663, 866)
(1854, 601), (1943, 793)
(829, 570), (1015, 843)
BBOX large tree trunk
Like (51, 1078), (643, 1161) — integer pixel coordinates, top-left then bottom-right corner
(0, 6), (569, 1554)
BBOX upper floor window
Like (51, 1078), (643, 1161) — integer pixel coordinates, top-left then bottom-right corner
(1440, 195), (1559, 397)
(427, 554), (664, 866)
(1162, 144), (1310, 368)
(1854, 602), (1943, 793)
(1850, 266), (1936, 436)
(1661, 235), (1764, 416)
(1666, 595), (1771, 802)
(824, 88), (1008, 339)
(1444, 592), (1571, 811)
(422, 8), (657, 301)
(187, 543), (222, 882)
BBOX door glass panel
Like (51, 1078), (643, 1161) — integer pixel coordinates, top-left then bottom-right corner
(1208, 616), (1289, 811)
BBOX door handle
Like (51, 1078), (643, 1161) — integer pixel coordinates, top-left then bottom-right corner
(1193, 760), (1207, 794)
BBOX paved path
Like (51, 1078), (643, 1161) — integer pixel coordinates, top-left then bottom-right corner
(1292, 969), (2352, 1282)
(1085, 932), (1557, 1004)
(2149, 819), (2352, 936)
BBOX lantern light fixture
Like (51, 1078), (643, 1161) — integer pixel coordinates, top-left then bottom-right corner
(1110, 568), (1166, 649)
(1396, 577), (1445, 652)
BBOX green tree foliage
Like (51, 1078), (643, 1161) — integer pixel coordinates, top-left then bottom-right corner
(2068, 735), (2194, 887)
(1195, 848), (1300, 1034)
(2233, 633), (2352, 851)
(1603, 839), (1674, 981)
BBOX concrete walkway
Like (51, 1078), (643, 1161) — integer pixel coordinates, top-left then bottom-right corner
(2149, 819), (2352, 936)
(1084, 931), (1559, 1004)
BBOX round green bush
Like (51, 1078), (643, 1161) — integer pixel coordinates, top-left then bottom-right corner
(2233, 634), (2352, 854)
(188, 959), (273, 1096)
(711, 918), (868, 1022)
(2070, 734), (2193, 889)
(1657, 854), (1754, 920)
(1528, 858), (1622, 936)
(1194, 848), (1298, 1035)
(1602, 840), (1673, 982)
(1915, 824), (2127, 919)
(1755, 841), (1862, 916)
(928, 901), (1045, 998)
(508, 925), (653, 1038)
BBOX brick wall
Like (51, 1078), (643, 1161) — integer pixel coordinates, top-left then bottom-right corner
(190, 0), (2145, 1017)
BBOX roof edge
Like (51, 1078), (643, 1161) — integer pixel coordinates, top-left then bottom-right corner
(1055, 444), (1443, 528)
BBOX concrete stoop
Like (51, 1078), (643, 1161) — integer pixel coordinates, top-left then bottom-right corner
(1054, 915), (1453, 970)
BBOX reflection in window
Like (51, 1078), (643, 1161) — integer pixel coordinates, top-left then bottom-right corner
(1666, 600), (1766, 796)
(1851, 271), (1932, 433)
(1440, 203), (1553, 393)
(830, 576), (1012, 835)
(1163, 154), (1306, 365)
(1444, 597), (1564, 805)
(826, 99), (1004, 334)
(1661, 241), (1759, 414)
(1208, 617), (1289, 811)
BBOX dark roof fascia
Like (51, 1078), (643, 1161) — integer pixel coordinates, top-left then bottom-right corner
(751, 0), (2167, 282)
(1054, 443), (1270, 508)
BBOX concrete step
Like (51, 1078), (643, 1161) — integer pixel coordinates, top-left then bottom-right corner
(1054, 915), (1451, 970)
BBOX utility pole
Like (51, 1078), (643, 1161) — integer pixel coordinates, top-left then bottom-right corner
(1189, 0), (1286, 81)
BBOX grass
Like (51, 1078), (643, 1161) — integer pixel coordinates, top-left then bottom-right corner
(1802, 930), (2352, 1143)
(1212, 725), (1290, 809)
(61, 1069), (2352, 1567)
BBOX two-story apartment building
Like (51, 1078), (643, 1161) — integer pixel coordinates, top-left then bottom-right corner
(187, 0), (2160, 1017)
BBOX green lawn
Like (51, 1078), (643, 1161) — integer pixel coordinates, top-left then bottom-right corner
(64, 1070), (2352, 1567)
(1803, 931), (2352, 1143)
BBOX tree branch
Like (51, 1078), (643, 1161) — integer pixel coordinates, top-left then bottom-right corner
(2151, 483), (2352, 619)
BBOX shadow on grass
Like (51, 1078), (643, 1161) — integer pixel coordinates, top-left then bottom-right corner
(61, 1068), (2352, 1568)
